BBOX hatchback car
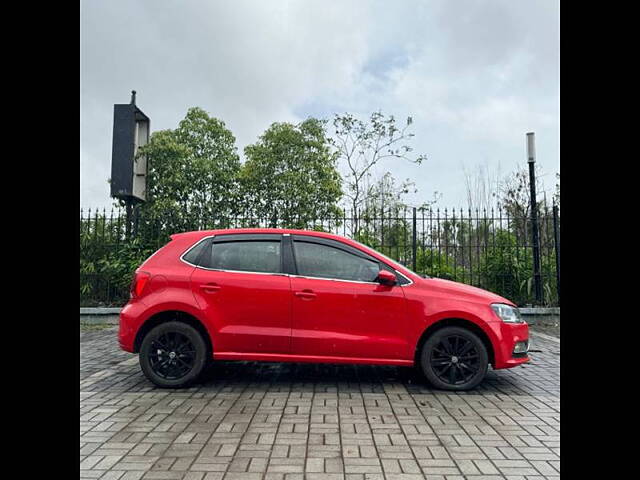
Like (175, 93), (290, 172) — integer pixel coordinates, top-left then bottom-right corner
(119, 228), (529, 390)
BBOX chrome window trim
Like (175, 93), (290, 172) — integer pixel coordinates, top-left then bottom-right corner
(179, 235), (215, 267)
(292, 236), (414, 286)
(185, 265), (410, 284)
(287, 274), (379, 285)
(180, 235), (283, 275)
(180, 233), (415, 285)
(193, 266), (288, 276)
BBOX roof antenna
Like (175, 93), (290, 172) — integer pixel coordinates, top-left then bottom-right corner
(130, 90), (137, 105)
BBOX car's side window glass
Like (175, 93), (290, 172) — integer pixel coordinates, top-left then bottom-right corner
(182, 238), (210, 265)
(293, 241), (380, 282)
(206, 241), (281, 273)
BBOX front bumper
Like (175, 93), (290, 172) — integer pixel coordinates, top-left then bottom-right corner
(489, 320), (530, 369)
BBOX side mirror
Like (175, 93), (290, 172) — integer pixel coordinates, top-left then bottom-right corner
(376, 269), (397, 286)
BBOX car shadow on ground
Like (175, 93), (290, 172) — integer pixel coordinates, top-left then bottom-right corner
(191, 359), (529, 395)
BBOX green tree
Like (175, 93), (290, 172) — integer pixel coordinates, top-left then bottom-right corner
(498, 165), (548, 245)
(331, 112), (426, 233)
(479, 229), (535, 305)
(416, 248), (461, 281)
(241, 118), (342, 228)
(137, 107), (241, 238)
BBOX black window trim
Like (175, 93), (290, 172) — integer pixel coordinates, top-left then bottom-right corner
(179, 235), (214, 267)
(292, 235), (378, 262)
(180, 233), (413, 285)
(180, 234), (286, 276)
(212, 233), (283, 243)
(290, 235), (412, 285)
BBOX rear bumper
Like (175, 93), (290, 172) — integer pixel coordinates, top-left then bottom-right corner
(118, 300), (146, 352)
(489, 321), (530, 369)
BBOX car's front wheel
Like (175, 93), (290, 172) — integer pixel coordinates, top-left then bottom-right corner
(139, 321), (207, 388)
(420, 326), (489, 391)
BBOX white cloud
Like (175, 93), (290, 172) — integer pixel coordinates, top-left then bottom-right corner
(81, 0), (559, 209)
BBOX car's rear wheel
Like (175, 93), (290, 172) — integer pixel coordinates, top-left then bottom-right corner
(420, 326), (488, 391)
(139, 321), (207, 388)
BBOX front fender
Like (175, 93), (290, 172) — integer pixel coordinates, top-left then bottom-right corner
(424, 309), (501, 344)
(403, 292), (503, 363)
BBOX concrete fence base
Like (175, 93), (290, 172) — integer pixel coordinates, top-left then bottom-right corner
(81, 307), (560, 327)
(80, 307), (121, 325)
(519, 307), (560, 328)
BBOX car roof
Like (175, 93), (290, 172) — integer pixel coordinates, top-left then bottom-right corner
(171, 228), (347, 241)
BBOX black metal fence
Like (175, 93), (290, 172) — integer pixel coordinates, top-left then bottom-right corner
(80, 206), (560, 308)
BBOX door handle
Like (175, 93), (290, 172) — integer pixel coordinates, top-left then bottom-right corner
(200, 283), (221, 293)
(294, 290), (316, 299)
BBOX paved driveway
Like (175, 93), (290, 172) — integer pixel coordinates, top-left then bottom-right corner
(81, 327), (559, 479)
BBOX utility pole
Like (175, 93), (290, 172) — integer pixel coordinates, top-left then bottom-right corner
(527, 132), (543, 304)
(553, 203), (560, 307)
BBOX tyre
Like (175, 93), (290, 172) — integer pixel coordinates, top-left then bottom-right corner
(420, 326), (488, 391)
(139, 321), (208, 388)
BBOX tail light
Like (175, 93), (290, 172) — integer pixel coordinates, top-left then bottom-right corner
(130, 271), (151, 298)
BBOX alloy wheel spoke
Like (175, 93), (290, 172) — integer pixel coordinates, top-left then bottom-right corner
(175, 356), (192, 369)
(152, 340), (168, 351)
(459, 353), (478, 360)
(432, 359), (450, 366)
(452, 336), (460, 354)
(459, 341), (474, 355)
(439, 363), (452, 375)
(459, 362), (477, 375)
(449, 363), (457, 384)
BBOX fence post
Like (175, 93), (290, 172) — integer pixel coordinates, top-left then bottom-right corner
(412, 207), (417, 272)
(527, 132), (543, 304)
(380, 207), (385, 250)
(133, 204), (140, 238)
(125, 200), (133, 240)
(553, 204), (560, 307)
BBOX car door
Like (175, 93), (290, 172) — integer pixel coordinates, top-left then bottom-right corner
(189, 234), (292, 354)
(289, 235), (410, 360)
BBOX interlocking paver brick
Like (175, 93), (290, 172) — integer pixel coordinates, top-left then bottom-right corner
(81, 327), (559, 479)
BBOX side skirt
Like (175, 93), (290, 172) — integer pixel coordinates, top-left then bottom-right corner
(213, 352), (414, 367)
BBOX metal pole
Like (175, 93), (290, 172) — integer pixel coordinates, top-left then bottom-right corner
(133, 203), (140, 238)
(527, 132), (543, 304)
(412, 207), (417, 272)
(125, 199), (133, 240)
(380, 206), (385, 250)
(552, 203), (560, 307)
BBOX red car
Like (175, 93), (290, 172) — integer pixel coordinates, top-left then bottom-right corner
(119, 229), (529, 390)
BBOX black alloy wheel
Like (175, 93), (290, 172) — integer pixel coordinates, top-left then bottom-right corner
(420, 326), (488, 391)
(139, 321), (208, 388)
(148, 332), (196, 380)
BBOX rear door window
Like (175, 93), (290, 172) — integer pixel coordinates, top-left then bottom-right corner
(203, 240), (282, 274)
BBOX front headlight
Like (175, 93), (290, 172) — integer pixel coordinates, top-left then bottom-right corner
(491, 303), (524, 323)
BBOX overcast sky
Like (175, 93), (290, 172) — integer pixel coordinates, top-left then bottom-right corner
(80, 0), (559, 210)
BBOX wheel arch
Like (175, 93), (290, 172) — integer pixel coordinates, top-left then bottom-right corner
(133, 310), (213, 356)
(414, 317), (496, 367)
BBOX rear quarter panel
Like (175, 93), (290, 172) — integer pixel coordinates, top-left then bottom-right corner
(122, 232), (214, 350)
